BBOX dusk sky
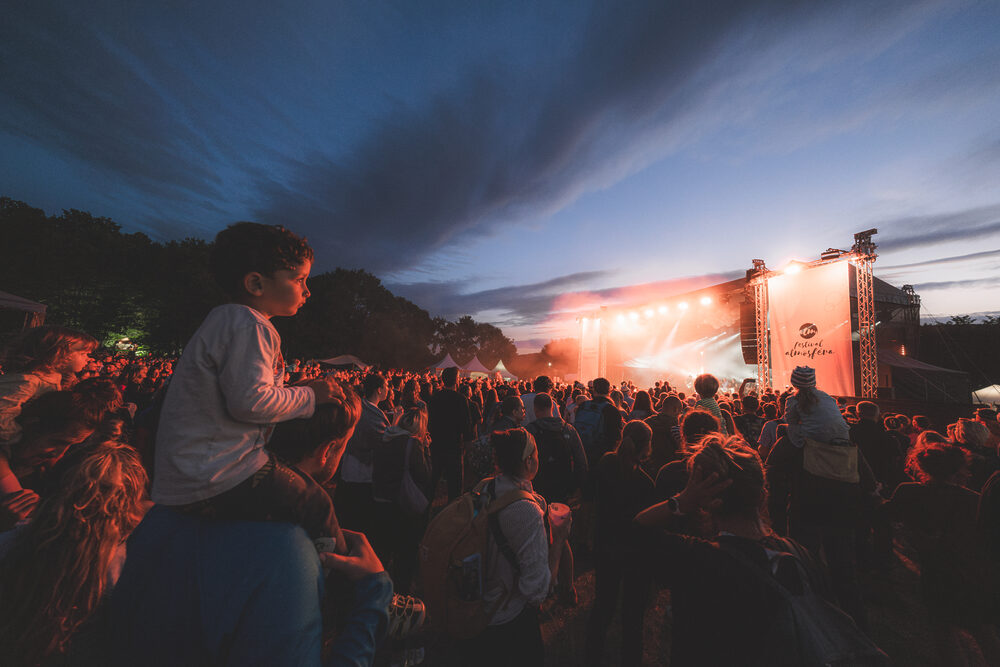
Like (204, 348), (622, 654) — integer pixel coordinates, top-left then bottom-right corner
(3, 1), (999, 350)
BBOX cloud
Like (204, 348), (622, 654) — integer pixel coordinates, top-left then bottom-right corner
(912, 276), (1000, 291)
(878, 248), (1000, 271)
(389, 270), (615, 325)
(390, 268), (743, 332)
(876, 203), (1000, 253)
(255, 0), (950, 272)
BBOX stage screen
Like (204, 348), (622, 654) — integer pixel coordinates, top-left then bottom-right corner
(767, 260), (854, 396)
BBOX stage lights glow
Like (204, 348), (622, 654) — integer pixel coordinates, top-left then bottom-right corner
(784, 263), (802, 275)
(629, 311), (639, 321)
(616, 314), (626, 324)
(700, 296), (712, 306)
(658, 305), (669, 315)
(678, 301), (689, 310)
(644, 308), (654, 318)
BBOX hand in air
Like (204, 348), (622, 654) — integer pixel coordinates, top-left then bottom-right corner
(675, 464), (733, 514)
(308, 377), (346, 405)
(319, 529), (385, 581)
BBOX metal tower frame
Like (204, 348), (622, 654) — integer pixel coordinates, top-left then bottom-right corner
(748, 259), (771, 391)
(852, 229), (878, 398)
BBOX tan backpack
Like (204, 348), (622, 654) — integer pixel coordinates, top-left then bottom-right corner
(416, 478), (533, 638)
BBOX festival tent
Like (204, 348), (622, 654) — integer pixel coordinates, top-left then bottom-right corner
(0, 290), (46, 329)
(973, 384), (1000, 406)
(461, 356), (492, 377)
(430, 353), (459, 372)
(315, 354), (370, 370)
(877, 348), (969, 403)
(491, 359), (518, 381)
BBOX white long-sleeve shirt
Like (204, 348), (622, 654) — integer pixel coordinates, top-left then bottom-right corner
(484, 475), (551, 626)
(152, 304), (314, 504)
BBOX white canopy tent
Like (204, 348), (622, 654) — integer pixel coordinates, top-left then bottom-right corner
(491, 359), (518, 381)
(431, 353), (459, 372)
(0, 290), (46, 328)
(315, 354), (370, 370)
(973, 384), (1000, 406)
(462, 356), (492, 377)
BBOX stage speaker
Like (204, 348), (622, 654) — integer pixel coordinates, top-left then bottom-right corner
(740, 302), (758, 365)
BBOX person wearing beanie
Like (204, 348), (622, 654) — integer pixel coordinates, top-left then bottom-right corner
(784, 365), (850, 449)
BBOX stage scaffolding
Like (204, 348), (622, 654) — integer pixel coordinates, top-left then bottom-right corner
(852, 229), (879, 398)
(748, 259), (771, 392)
(746, 230), (879, 397)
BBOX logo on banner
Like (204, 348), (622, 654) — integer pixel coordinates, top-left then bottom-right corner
(799, 323), (818, 339)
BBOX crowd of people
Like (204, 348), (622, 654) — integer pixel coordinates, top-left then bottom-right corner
(1, 221), (999, 666)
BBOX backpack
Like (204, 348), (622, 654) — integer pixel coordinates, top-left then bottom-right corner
(720, 537), (889, 667)
(574, 400), (607, 464)
(527, 422), (575, 502)
(417, 478), (533, 639)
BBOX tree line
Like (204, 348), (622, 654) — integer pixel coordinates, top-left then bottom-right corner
(0, 197), (516, 370)
(921, 316), (1000, 388)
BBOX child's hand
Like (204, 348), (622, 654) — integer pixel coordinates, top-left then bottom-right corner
(308, 377), (345, 405)
(319, 529), (385, 581)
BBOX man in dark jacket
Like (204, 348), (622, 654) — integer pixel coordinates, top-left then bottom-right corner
(526, 392), (588, 503)
(574, 378), (624, 470)
(427, 366), (472, 501)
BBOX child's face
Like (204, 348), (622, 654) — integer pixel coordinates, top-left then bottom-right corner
(65, 345), (93, 374)
(252, 260), (312, 318)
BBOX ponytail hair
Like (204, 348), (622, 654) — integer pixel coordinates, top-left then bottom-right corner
(795, 385), (818, 414)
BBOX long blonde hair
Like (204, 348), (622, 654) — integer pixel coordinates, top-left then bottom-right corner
(0, 440), (148, 665)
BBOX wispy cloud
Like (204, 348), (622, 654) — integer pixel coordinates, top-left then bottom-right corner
(879, 248), (1000, 271)
(390, 269), (743, 333)
(913, 276), (1000, 291)
(876, 204), (1000, 253)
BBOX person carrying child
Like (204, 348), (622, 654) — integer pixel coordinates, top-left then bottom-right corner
(151, 222), (347, 551)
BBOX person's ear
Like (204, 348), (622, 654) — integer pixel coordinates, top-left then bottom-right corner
(243, 272), (265, 296)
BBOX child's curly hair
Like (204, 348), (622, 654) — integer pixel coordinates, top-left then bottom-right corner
(2, 326), (97, 374)
(210, 222), (314, 299)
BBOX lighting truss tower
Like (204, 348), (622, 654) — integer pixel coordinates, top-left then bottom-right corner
(852, 229), (878, 398)
(598, 306), (607, 378)
(749, 259), (771, 391)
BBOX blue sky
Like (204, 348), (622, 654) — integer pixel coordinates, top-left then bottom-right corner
(3, 0), (999, 350)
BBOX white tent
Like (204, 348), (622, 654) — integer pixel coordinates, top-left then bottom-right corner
(315, 354), (370, 370)
(431, 353), (459, 372)
(973, 384), (1000, 406)
(491, 359), (518, 380)
(0, 290), (46, 328)
(462, 356), (492, 377)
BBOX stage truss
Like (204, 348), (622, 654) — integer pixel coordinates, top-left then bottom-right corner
(852, 230), (878, 398)
(748, 259), (771, 391)
(576, 231), (879, 396)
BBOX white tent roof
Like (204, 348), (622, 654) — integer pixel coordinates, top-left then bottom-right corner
(431, 353), (459, 370)
(0, 290), (46, 313)
(491, 359), (517, 380)
(973, 384), (1000, 405)
(462, 356), (492, 374)
(316, 354), (370, 370)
